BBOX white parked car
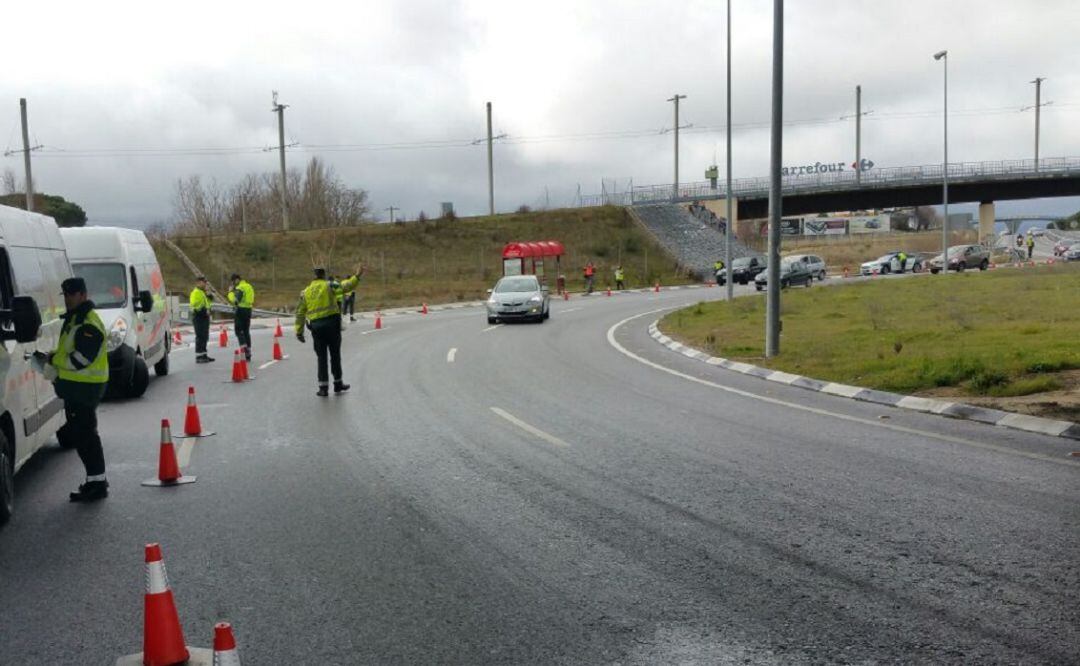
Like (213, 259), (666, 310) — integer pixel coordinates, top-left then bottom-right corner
(61, 227), (171, 398)
(860, 251), (923, 275)
(0, 205), (74, 524)
(787, 254), (827, 280)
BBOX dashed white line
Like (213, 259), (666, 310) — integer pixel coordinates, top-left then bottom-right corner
(606, 309), (1075, 467)
(176, 437), (195, 468)
(482, 324), (503, 333)
(560, 307), (582, 313)
(361, 328), (386, 335)
(447, 348), (457, 363)
(258, 360), (277, 370)
(490, 407), (570, 448)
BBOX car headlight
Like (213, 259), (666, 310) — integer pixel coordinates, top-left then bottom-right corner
(106, 318), (128, 352)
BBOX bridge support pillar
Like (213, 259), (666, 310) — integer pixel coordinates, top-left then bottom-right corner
(978, 201), (995, 244)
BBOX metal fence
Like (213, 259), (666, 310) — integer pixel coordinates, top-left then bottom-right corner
(581, 156), (1080, 207)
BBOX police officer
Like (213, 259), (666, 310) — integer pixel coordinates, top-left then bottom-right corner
(614, 265), (625, 291)
(1026, 233), (1035, 260)
(295, 265), (363, 396)
(227, 273), (255, 361)
(897, 251), (908, 273)
(190, 276), (215, 363)
(714, 258), (725, 285)
(49, 278), (110, 502)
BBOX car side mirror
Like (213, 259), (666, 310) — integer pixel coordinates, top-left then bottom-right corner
(137, 290), (153, 312)
(8, 295), (42, 343)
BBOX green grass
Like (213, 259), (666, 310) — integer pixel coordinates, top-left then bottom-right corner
(154, 206), (691, 310)
(660, 263), (1080, 397)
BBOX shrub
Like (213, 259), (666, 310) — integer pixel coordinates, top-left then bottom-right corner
(969, 370), (1009, 394)
(244, 238), (272, 262)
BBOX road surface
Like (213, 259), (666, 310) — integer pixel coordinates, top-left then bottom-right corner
(1, 281), (1077, 664)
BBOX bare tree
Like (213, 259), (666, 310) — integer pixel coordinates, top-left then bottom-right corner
(2, 169), (18, 195)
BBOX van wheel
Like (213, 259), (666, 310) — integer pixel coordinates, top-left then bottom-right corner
(154, 348), (170, 377)
(0, 430), (14, 526)
(130, 357), (150, 398)
(979, 259), (989, 271)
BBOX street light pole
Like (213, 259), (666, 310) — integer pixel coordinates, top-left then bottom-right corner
(764, 0), (783, 358)
(934, 50), (948, 273)
(855, 85), (862, 186)
(724, 0), (734, 301)
(1031, 77), (1045, 172)
(668, 94), (687, 201)
(486, 101), (495, 216)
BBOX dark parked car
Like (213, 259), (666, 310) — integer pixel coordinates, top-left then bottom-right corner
(731, 256), (767, 284)
(754, 258), (813, 291)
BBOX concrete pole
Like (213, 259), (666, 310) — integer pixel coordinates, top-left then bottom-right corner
(486, 102), (495, 216)
(274, 99), (290, 232)
(934, 51), (948, 270)
(1032, 77), (1044, 172)
(668, 94), (686, 201)
(724, 0), (734, 301)
(765, 0), (783, 357)
(855, 85), (862, 186)
(19, 98), (34, 212)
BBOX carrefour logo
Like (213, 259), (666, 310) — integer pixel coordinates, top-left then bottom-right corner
(782, 158), (874, 177)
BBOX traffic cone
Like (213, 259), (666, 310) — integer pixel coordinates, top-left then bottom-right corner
(239, 353), (250, 381)
(231, 349), (244, 383)
(421, 303), (428, 315)
(272, 339), (284, 361)
(219, 327), (228, 348)
(173, 330), (182, 346)
(606, 288), (612, 297)
(141, 543), (190, 666)
(374, 312), (382, 330)
(563, 291), (569, 301)
(212, 623), (241, 666)
(183, 387), (202, 437)
(274, 319), (283, 338)
(654, 282), (660, 293)
(141, 419), (196, 487)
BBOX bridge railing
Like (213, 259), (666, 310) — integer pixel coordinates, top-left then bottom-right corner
(607, 156), (1080, 206)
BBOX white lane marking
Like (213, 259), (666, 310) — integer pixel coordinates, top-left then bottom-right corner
(490, 407), (570, 448)
(361, 328), (386, 335)
(606, 309), (1076, 467)
(560, 307), (582, 313)
(447, 348), (457, 363)
(176, 437), (195, 468)
(258, 360), (277, 370)
(482, 324), (503, 333)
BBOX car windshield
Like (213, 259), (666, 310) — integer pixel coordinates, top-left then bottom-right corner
(733, 257), (752, 268)
(495, 277), (538, 293)
(876, 254), (895, 263)
(72, 262), (127, 308)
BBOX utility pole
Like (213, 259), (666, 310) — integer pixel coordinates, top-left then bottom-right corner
(486, 101), (495, 216)
(19, 98), (34, 212)
(240, 194), (247, 234)
(272, 91), (289, 232)
(668, 94), (687, 201)
(1030, 77), (1047, 171)
(385, 206), (399, 224)
(724, 0), (734, 301)
(933, 51), (948, 272)
(855, 85), (862, 186)
(765, 0), (783, 358)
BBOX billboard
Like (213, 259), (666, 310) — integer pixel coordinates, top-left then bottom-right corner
(802, 218), (847, 235)
(780, 218), (802, 235)
(848, 214), (890, 234)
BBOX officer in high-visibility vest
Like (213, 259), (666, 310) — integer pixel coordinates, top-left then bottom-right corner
(295, 265), (363, 396)
(190, 276), (215, 363)
(49, 278), (110, 502)
(1026, 234), (1035, 260)
(227, 273), (255, 362)
(897, 251), (908, 273)
(614, 265), (625, 290)
(714, 259), (725, 284)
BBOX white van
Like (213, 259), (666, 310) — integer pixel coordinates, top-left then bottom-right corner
(0, 205), (72, 524)
(60, 227), (171, 398)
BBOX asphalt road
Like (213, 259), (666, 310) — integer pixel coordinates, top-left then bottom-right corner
(1, 281), (1077, 664)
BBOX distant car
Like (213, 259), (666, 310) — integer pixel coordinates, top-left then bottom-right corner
(787, 254), (827, 281)
(860, 251), (923, 275)
(754, 258), (813, 291)
(731, 256), (766, 284)
(1064, 246), (1080, 261)
(1053, 239), (1079, 256)
(1030, 228), (1046, 237)
(486, 275), (550, 324)
(928, 245), (990, 273)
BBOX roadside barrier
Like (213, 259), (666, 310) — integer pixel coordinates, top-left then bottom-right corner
(141, 420), (196, 487)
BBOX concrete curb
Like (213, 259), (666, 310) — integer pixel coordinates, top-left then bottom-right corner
(648, 321), (1080, 442)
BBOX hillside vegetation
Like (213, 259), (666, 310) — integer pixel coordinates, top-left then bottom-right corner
(154, 206), (690, 310)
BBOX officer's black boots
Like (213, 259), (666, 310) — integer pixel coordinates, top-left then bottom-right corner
(316, 387), (329, 397)
(334, 382), (350, 394)
(69, 480), (109, 503)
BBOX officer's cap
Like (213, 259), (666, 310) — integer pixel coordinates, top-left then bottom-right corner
(61, 277), (87, 295)
(313, 267), (327, 278)
(230, 273), (241, 281)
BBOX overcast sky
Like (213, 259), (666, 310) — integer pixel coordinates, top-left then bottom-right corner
(3, 0), (1079, 227)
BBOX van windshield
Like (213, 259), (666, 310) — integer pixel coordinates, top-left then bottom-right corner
(72, 262), (127, 309)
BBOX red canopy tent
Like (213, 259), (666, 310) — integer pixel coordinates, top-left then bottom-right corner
(502, 241), (565, 290)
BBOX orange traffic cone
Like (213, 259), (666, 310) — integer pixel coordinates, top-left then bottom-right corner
(183, 387), (202, 437)
(239, 352), (250, 381)
(654, 282), (660, 293)
(563, 291), (569, 301)
(219, 327), (228, 348)
(212, 623), (241, 666)
(421, 303), (428, 315)
(141, 543), (190, 666)
(231, 349), (244, 383)
(274, 319), (283, 338)
(173, 329), (182, 345)
(272, 339), (284, 361)
(142, 419), (196, 487)
(606, 288), (612, 297)
(374, 312), (382, 330)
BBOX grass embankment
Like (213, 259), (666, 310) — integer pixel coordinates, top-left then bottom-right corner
(661, 264), (1080, 419)
(744, 229), (988, 271)
(154, 207), (690, 310)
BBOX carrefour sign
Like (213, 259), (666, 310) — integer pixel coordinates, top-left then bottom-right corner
(782, 158), (874, 177)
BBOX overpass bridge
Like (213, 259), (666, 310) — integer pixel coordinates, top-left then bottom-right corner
(585, 156), (1080, 240)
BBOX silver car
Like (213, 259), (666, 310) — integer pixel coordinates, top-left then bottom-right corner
(486, 275), (550, 324)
